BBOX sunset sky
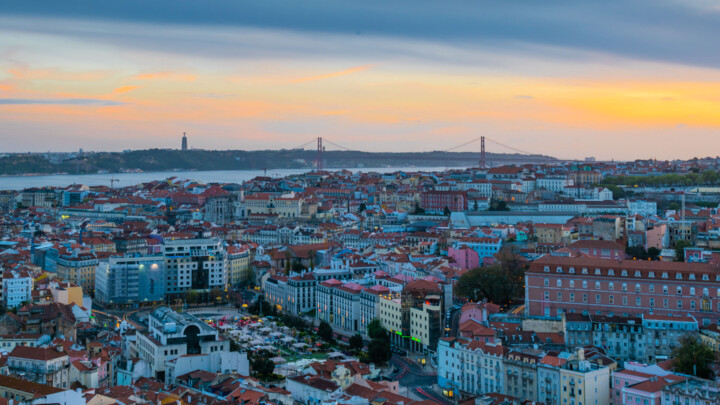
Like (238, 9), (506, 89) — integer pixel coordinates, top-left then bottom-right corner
(1, 1), (720, 160)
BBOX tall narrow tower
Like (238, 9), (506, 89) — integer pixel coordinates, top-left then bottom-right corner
(182, 132), (188, 151)
(316, 137), (323, 171)
(479, 136), (486, 168)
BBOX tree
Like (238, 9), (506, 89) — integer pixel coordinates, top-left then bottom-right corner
(443, 206), (451, 216)
(413, 202), (425, 215)
(675, 240), (692, 262)
(185, 290), (199, 305)
(251, 354), (275, 379)
(626, 246), (648, 260)
(358, 203), (367, 213)
(647, 247), (661, 260)
(210, 287), (224, 303)
(668, 202), (681, 211)
(673, 335), (715, 379)
(349, 334), (364, 352)
(366, 319), (391, 364)
(473, 200), (479, 211)
(454, 264), (522, 306)
(318, 321), (334, 342)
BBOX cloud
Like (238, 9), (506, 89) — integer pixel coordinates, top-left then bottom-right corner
(515, 95), (534, 100)
(1, 0), (720, 69)
(133, 72), (196, 81)
(0, 98), (125, 106)
(113, 85), (140, 94)
(292, 65), (375, 83)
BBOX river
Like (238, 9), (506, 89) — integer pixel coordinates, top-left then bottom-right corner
(0, 166), (464, 190)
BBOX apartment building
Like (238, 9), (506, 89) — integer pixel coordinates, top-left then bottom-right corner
(95, 255), (166, 307)
(227, 245), (251, 286)
(8, 346), (70, 389)
(3, 270), (31, 308)
(163, 238), (227, 300)
(526, 255), (720, 326)
(56, 249), (98, 295)
(315, 279), (364, 336)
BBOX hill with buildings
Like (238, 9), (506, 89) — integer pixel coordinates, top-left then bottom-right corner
(0, 149), (556, 175)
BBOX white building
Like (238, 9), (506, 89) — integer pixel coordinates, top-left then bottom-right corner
(163, 238), (227, 297)
(2, 270), (32, 308)
(136, 307), (229, 378)
(164, 351), (249, 385)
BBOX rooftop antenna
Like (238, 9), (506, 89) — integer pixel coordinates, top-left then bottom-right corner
(110, 177), (119, 189)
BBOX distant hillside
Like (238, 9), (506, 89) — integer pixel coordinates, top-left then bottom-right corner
(0, 149), (557, 175)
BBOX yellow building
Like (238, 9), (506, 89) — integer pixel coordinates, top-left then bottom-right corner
(559, 350), (611, 405)
(56, 250), (98, 296)
(700, 326), (720, 352)
(227, 245), (251, 286)
(379, 296), (403, 346)
(51, 282), (84, 306)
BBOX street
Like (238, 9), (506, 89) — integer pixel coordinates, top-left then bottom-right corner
(391, 355), (452, 405)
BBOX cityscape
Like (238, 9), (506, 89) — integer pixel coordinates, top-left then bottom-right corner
(2, 1), (720, 405)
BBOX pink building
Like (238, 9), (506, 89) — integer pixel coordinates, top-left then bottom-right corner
(459, 301), (500, 325)
(448, 246), (479, 270)
(525, 255), (720, 326)
(646, 224), (667, 250)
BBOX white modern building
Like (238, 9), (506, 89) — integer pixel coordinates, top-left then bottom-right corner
(136, 307), (229, 378)
(2, 270), (32, 308)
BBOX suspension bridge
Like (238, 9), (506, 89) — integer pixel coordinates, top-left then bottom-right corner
(290, 136), (558, 171)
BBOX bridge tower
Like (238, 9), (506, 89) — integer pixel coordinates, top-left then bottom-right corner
(316, 137), (323, 171)
(479, 136), (486, 168)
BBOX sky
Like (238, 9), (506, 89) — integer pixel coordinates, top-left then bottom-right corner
(1, 1), (720, 160)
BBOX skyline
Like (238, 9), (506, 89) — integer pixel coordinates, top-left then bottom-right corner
(2, 1), (720, 159)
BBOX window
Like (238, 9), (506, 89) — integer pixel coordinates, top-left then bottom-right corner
(557, 267), (563, 273)
(622, 296), (628, 305)
(569, 267), (575, 274)
(609, 295), (614, 304)
(662, 272), (668, 279)
(544, 291), (549, 300)
(650, 298), (655, 307)
(690, 287), (696, 296)
(595, 281), (601, 290)
(704, 288), (709, 297)
(596, 294), (601, 304)
(583, 294), (588, 303)
(634, 271), (641, 277)
(663, 285), (669, 294)
(582, 268), (589, 275)
(544, 266), (550, 272)
(676, 273), (682, 280)
(649, 284), (655, 293)
(649, 272), (655, 278)
(689, 274), (696, 280)
(664, 299), (668, 308)
(608, 269), (614, 276)
(677, 287), (683, 295)
(582, 280), (588, 289)
(557, 292), (562, 301)
(609, 282), (614, 290)
(622, 283), (628, 292)
(691, 301), (696, 310)
(570, 293), (575, 302)
(677, 300), (682, 309)
(595, 268), (601, 275)
(636, 297), (641, 306)
(544, 278), (549, 287)
(621, 270), (628, 277)
(557, 279), (562, 288)
(570, 280), (575, 288)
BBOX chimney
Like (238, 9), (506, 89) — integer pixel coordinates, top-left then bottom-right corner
(577, 348), (585, 361)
